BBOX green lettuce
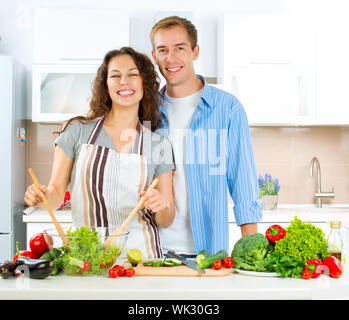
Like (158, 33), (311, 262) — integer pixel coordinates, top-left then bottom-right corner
(61, 226), (120, 275)
(274, 217), (330, 264)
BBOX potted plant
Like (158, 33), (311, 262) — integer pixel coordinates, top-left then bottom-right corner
(258, 173), (280, 210)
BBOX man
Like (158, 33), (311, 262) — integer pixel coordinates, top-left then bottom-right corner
(150, 16), (262, 256)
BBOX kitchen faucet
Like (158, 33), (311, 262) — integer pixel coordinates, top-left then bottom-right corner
(309, 157), (335, 208)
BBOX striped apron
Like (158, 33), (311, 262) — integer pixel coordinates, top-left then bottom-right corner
(70, 116), (162, 258)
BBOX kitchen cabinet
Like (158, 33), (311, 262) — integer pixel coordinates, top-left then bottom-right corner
(31, 7), (130, 123)
(32, 63), (99, 123)
(314, 11), (349, 124)
(33, 8), (129, 63)
(217, 13), (316, 126)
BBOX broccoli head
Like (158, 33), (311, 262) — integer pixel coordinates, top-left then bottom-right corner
(231, 233), (273, 272)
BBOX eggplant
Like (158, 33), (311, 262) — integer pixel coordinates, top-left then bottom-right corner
(15, 257), (54, 279)
(0, 260), (16, 279)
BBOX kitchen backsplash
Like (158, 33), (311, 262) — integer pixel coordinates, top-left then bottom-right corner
(25, 121), (349, 204)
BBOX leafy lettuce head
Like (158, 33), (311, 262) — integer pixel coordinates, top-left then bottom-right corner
(274, 217), (330, 264)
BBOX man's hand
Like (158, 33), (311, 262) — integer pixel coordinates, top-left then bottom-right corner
(240, 222), (258, 237)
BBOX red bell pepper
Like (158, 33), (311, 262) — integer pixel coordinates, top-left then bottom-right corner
(265, 224), (286, 244)
(59, 191), (71, 209)
(12, 241), (39, 263)
(322, 256), (343, 278)
(304, 259), (323, 278)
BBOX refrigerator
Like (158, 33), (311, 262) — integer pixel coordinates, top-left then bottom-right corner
(0, 55), (27, 261)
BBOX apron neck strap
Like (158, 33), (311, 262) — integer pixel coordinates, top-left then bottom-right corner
(87, 116), (143, 155)
(132, 121), (143, 155)
(87, 116), (106, 144)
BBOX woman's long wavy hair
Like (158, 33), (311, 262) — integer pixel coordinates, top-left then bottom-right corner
(54, 47), (161, 134)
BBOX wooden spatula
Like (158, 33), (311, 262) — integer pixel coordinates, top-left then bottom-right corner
(28, 168), (70, 248)
(104, 178), (159, 249)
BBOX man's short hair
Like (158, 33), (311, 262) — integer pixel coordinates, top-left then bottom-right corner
(150, 16), (198, 51)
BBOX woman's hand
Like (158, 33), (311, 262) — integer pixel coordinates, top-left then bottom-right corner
(24, 183), (48, 207)
(140, 189), (170, 213)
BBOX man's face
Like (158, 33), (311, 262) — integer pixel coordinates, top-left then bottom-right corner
(152, 25), (199, 87)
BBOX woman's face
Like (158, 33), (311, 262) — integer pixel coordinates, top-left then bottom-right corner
(106, 54), (144, 109)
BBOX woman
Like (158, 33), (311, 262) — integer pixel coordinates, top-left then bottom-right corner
(24, 47), (175, 258)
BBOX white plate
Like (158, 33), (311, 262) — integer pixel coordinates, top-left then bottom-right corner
(233, 269), (280, 277)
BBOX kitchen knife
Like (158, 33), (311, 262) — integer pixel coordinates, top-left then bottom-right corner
(166, 250), (206, 274)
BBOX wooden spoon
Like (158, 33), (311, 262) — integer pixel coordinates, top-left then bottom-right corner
(104, 178), (159, 249)
(28, 168), (69, 248)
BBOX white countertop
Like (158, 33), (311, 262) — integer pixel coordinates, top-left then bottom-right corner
(23, 206), (349, 224)
(1, 269), (348, 300)
(18, 206), (349, 300)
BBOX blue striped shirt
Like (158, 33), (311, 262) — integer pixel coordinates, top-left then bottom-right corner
(156, 75), (262, 255)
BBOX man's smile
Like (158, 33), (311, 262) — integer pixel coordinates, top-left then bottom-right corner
(165, 66), (183, 73)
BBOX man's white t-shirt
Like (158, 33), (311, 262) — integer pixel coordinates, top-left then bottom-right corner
(159, 88), (204, 255)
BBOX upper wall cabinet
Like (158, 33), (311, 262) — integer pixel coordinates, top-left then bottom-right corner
(217, 13), (316, 125)
(33, 8), (129, 63)
(314, 11), (349, 125)
(32, 63), (99, 123)
(32, 8), (129, 122)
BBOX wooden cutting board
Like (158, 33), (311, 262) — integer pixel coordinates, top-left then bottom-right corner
(123, 261), (232, 277)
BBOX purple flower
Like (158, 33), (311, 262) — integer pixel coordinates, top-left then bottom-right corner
(258, 173), (280, 196)
(258, 174), (264, 188)
(275, 178), (280, 192)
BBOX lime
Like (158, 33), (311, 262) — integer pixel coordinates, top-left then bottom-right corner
(127, 248), (143, 265)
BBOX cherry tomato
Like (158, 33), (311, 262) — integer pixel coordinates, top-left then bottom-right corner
(213, 260), (223, 270)
(302, 269), (312, 280)
(100, 264), (107, 269)
(81, 261), (90, 272)
(116, 266), (125, 276)
(223, 257), (234, 268)
(125, 268), (135, 277)
(109, 268), (119, 278)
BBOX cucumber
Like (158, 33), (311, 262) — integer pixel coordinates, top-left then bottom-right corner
(152, 261), (162, 267)
(160, 256), (167, 266)
(199, 250), (228, 269)
(169, 258), (182, 266)
(142, 258), (183, 267)
(163, 260), (176, 267)
(195, 249), (210, 265)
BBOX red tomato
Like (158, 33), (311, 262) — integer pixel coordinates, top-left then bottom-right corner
(29, 233), (52, 257)
(213, 260), (223, 270)
(125, 268), (135, 277)
(223, 257), (234, 268)
(81, 261), (90, 272)
(302, 269), (312, 280)
(109, 268), (119, 278)
(115, 266), (125, 276)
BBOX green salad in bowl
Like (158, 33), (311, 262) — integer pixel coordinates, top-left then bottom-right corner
(44, 226), (128, 276)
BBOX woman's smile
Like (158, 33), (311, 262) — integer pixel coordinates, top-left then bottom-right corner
(116, 88), (136, 97)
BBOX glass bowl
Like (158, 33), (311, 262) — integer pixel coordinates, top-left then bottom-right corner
(43, 226), (128, 276)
